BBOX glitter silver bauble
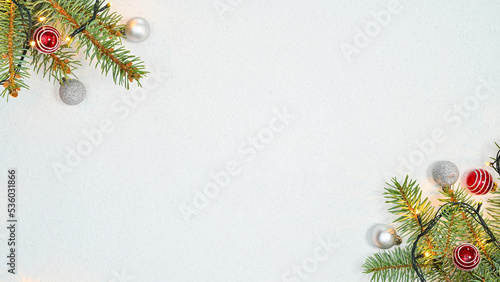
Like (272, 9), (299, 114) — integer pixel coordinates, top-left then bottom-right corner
(124, 17), (150, 43)
(370, 224), (402, 249)
(59, 79), (86, 105)
(432, 161), (459, 187)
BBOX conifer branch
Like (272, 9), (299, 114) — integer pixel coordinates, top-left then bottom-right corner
(7, 2), (17, 95)
(442, 213), (457, 256)
(363, 246), (431, 282)
(384, 177), (435, 248)
(440, 187), (499, 275)
(0, 0), (148, 101)
(487, 189), (500, 236)
(98, 19), (123, 38)
(38, 0), (147, 88)
(71, 4), (123, 39)
(0, 0), (30, 98)
(366, 144), (500, 281)
(31, 47), (80, 82)
(461, 211), (497, 271)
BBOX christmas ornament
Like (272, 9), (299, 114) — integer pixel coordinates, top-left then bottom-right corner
(432, 161), (459, 187)
(464, 168), (496, 195)
(59, 79), (86, 105)
(0, 1), (147, 99)
(364, 144), (500, 282)
(124, 17), (151, 42)
(32, 25), (61, 54)
(453, 243), (481, 271)
(369, 224), (402, 249)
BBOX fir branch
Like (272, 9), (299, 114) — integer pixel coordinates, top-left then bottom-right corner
(97, 19), (123, 38)
(441, 186), (499, 275)
(94, 11), (123, 39)
(442, 213), (457, 256)
(487, 188), (500, 236)
(432, 187), (476, 281)
(7, 2), (17, 96)
(65, 3), (123, 39)
(0, 0), (30, 99)
(384, 177), (435, 247)
(468, 264), (500, 282)
(363, 245), (431, 282)
(39, 0), (147, 89)
(452, 190), (498, 272)
(30, 47), (80, 82)
(486, 142), (500, 177)
(436, 188), (464, 259)
(367, 173), (500, 281)
(461, 213), (496, 270)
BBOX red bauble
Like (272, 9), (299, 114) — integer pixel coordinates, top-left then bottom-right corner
(464, 169), (495, 195)
(453, 243), (480, 271)
(32, 26), (61, 54)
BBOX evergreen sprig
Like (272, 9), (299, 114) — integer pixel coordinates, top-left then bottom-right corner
(366, 162), (500, 282)
(31, 46), (81, 82)
(363, 245), (430, 282)
(35, 0), (147, 89)
(0, 0), (31, 99)
(384, 177), (435, 242)
(0, 0), (148, 101)
(487, 189), (500, 235)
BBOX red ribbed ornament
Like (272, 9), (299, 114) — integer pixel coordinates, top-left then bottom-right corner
(453, 243), (480, 271)
(32, 26), (61, 54)
(464, 169), (496, 195)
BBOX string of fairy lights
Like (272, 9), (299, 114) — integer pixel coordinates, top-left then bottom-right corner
(0, 0), (32, 84)
(11, 0), (32, 40)
(411, 146), (500, 281)
(411, 201), (500, 282)
(1, 0), (112, 84)
(31, 0), (112, 45)
(2, 0), (150, 104)
(65, 0), (112, 42)
(486, 143), (500, 177)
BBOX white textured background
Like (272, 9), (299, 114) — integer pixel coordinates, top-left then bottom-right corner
(1, 1), (500, 281)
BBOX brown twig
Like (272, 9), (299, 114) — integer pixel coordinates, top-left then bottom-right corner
(49, 53), (71, 74)
(6, 2), (18, 97)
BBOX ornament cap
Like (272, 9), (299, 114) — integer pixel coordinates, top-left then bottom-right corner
(395, 236), (402, 245)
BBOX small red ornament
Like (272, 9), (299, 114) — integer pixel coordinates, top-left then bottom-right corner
(464, 168), (496, 195)
(453, 243), (480, 271)
(32, 26), (61, 54)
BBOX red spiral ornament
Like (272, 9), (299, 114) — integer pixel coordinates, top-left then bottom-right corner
(32, 26), (61, 54)
(453, 243), (480, 271)
(464, 168), (496, 195)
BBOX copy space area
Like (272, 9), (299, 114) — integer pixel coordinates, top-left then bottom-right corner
(0, 1), (499, 281)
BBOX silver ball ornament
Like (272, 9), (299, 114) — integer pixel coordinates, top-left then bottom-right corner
(59, 79), (86, 105)
(370, 224), (402, 249)
(432, 161), (459, 187)
(124, 17), (150, 43)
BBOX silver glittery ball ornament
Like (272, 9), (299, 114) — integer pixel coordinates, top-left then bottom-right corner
(369, 224), (402, 249)
(124, 17), (150, 43)
(59, 79), (86, 105)
(432, 161), (459, 187)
